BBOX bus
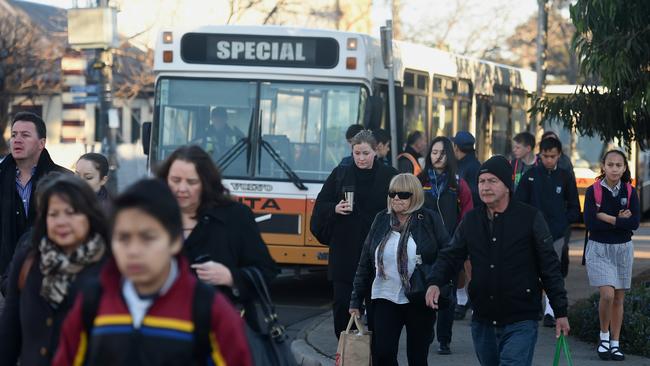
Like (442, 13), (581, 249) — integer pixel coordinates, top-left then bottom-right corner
(143, 25), (646, 268)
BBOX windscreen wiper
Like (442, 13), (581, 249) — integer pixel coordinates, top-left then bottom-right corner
(216, 137), (249, 171)
(260, 139), (308, 191)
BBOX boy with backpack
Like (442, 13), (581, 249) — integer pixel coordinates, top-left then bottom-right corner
(53, 179), (251, 366)
(514, 138), (580, 328)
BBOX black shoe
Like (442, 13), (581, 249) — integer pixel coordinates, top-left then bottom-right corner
(610, 346), (625, 361)
(454, 304), (468, 320)
(543, 314), (556, 327)
(597, 340), (611, 360)
(437, 342), (451, 355)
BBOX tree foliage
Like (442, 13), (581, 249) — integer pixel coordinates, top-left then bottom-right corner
(530, 0), (650, 150)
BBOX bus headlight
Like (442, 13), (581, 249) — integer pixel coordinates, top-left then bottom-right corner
(163, 32), (173, 44)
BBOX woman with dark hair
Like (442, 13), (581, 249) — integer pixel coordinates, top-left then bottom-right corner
(75, 153), (111, 210)
(584, 149), (639, 361)
(417, 136), (473, 355)
(0, 175), (108, 366)
(156, 145), (278, 312)
(53, 179), (251, 366)
(312, 130), (398, 338)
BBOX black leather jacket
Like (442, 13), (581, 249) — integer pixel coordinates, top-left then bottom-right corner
(349, 208), (450, 309)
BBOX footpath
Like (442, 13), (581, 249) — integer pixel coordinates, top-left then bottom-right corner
(292, 226), (650, 366)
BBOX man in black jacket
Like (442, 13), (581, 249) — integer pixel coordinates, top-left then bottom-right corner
(426, 155), (570, 366)
(0, 112), (70, 295)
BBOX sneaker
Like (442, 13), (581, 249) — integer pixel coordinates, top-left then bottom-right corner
(437, 342), (451, 355)
(543, 314), (556, 327)
(454, 304), (468, 320)
(597, 340), (611, 360)
(610, 345), (625, 361)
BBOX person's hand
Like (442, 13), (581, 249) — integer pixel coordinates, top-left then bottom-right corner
(618, 209), (632, 218)
(335, 200), (352, 215)
(425, 285), (440, 309)
(555, 317), (570, 338)
(191, 261), (234, 287)
(349, 308), (361, 318)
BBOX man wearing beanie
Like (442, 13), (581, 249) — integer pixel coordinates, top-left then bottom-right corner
(425, 155), (570, 366)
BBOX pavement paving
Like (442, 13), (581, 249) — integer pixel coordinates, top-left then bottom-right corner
(291, 226), (650, 365)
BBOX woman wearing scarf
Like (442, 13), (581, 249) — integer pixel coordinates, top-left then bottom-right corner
(417, 136), (473, 355)
(349, 173), (450, 365)
(0, 175), (108, 366)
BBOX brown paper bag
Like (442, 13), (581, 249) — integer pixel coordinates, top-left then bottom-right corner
(335, 315), (372, 366)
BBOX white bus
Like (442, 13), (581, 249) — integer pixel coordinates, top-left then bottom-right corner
(145, 25), (639, 268)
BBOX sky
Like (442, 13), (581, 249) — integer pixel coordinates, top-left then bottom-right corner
(26, 0), (542, 53)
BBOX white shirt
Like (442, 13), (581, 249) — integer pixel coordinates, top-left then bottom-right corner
(371, 231), (417, 304)
(600, 179), (621, 197)
(122, 258), (179, 328)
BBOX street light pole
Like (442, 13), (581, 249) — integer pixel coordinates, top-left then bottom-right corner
(381, 20), (398, 169)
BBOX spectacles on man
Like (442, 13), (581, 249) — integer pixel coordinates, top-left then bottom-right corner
(388, 191), (413, 199)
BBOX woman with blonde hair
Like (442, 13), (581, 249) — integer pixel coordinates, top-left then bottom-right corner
(350, 173), (450, 365)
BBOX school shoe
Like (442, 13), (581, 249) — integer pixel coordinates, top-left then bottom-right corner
(454, 304), (468, 320)
(597, 340), (610, 360)
(543, 314), (556, 327)
(610, 346), (625, 361)
(437, 342), (451, 355)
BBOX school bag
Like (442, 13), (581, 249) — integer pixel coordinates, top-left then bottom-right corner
(581, 179), (633, 265)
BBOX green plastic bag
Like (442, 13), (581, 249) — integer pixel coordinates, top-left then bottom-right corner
(553, 334), (573, 366)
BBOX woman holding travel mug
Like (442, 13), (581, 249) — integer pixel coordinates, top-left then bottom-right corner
(312, 129), (397, 338)
(349, 173), (450, 365)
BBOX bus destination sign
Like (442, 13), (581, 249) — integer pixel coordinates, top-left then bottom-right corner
(181, 33), (339, 68)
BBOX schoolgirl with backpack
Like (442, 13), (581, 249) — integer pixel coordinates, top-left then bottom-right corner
(583, 149), (640, 362)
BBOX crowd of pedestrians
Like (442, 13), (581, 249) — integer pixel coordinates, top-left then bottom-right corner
(312, 123), (640, 365)
(0, 111), (641, 366)
(0, 112), (277, 365)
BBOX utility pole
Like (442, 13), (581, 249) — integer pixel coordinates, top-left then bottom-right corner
(97, 0), (118, 194)
(381, 20), (398, 169)
(535, 0), (550, 133)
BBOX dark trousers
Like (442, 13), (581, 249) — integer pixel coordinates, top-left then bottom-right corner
(471, 320), (538, 366)
(332, 281), (354, 338)
(435, 283), (457, 344)
(372, 298), (435, 366)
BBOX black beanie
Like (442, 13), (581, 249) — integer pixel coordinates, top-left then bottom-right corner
(478, 155), (513, 193)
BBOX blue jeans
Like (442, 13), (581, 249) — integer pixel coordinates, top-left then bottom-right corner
(471, 320), (538, 366)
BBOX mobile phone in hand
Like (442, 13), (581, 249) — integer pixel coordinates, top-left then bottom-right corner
(193, 254), (212, 264)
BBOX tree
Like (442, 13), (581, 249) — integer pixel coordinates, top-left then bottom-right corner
(530, 0), (650, 150)
(0, 9), (63, 155)
(504, 3), (578, 83)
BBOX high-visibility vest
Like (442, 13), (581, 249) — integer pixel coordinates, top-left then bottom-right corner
(397, 152), (422, 176)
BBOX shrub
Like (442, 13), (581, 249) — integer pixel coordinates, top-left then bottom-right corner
(569, 286), (650, 357)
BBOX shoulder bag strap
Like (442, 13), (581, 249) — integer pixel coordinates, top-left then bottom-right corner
(18, 250), (36, 291)
(192, 281), (215, 363)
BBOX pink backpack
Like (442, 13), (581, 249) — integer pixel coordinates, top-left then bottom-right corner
(592, 179), (632, 210)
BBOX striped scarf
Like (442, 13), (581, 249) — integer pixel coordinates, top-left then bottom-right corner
(39, 233), (106, 308)
(376, 213), (413, 290)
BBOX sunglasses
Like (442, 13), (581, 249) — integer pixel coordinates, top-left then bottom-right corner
(388, 191), (413, 199)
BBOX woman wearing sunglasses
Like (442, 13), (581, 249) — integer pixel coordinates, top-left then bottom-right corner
(312, 129), (397, 339)
(349, 173), (450, 365)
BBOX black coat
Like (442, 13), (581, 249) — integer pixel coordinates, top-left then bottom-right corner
(0, 244), (105, 366)
(0, 149), (70, 278)
(428, 200), (568, 325)
(350, 208), (450, 309)
(313, 161), (398, 283)
(457, 154), (481, 206)
(183, 201), (279, 304)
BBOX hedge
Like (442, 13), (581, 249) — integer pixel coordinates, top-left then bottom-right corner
(569, 285), (650, 358)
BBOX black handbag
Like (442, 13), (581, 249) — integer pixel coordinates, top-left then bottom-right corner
(405, 263), (451, 310)
(241, 267), (298, 366)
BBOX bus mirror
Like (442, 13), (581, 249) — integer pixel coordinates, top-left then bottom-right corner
(142, 121), (151, 155)
(364, 95), (384, 130)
